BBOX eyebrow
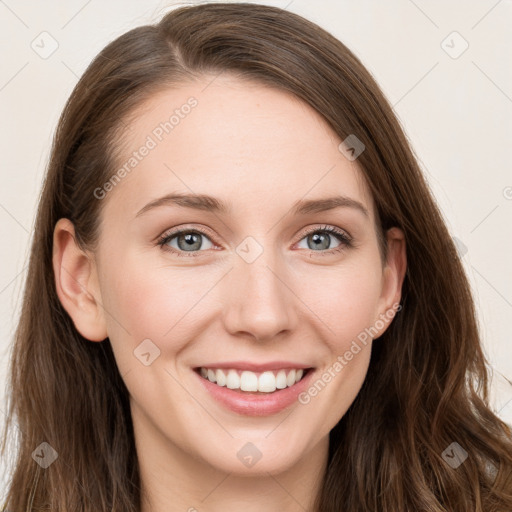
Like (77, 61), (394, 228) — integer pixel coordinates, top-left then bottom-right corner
(135, 192), (369, 218)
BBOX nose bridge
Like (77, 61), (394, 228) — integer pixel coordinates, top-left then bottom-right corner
(222, 234), (297, 341)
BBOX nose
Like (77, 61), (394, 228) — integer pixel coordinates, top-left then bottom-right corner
(221, 244), (298, 342)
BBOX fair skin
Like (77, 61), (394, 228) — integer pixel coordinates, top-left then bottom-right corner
(53, 75), (406, 512)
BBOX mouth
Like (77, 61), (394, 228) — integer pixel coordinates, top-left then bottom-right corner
(192, 363), (316, 416)
(194, 366), (313, 394)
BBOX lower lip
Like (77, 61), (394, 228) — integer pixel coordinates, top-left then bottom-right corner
(194, 368), (315, 416)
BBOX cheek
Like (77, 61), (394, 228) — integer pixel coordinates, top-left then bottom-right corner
(294, 263), (381, 425)
(99, 253), (216, 362)
(296, 257), (383, 347)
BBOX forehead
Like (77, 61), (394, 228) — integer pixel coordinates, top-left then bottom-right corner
(103, 75), (375, 221)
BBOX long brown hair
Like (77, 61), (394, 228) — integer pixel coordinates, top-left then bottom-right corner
(2, 3), (511, 510)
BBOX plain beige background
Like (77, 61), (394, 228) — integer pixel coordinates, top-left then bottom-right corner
(1, 0), (511, 496)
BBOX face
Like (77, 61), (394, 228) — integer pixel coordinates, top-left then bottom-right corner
(54, 75), (405, 478)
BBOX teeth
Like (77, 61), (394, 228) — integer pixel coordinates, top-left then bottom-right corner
(240, 371), (258, 391)
(226, 369), (240, 390)
(275, 370), (287, 389)
(216, 369), (227, 387)
(258, 371), (276, 392)
(198, 367), (308, 393)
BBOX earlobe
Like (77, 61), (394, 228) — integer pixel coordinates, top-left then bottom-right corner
(52, 218), (108, 342)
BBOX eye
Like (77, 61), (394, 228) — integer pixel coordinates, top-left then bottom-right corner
(157, 224), (353, 257)
(295, 225), (353, 256)
(158, 227), (215, 256)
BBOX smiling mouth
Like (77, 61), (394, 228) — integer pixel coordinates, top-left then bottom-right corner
(194, 367), (313, 394)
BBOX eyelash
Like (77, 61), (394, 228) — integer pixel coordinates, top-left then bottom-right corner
(157, 224), (353, 258)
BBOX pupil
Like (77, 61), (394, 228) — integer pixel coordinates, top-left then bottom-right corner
(310, 233), (329, 250)
(179, 233), (201, 251)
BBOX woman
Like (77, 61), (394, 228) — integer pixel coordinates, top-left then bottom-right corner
(1, 3), (511, 511)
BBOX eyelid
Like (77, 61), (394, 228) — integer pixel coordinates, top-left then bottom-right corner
(157, 224), (216, 242)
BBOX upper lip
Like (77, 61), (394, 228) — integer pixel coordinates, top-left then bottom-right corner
(195, 361), (314, 372)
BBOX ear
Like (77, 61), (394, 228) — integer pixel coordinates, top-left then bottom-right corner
(52, 218), (108, 342)
(373, 226), (407, 338)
